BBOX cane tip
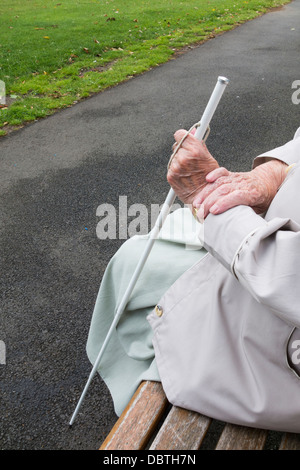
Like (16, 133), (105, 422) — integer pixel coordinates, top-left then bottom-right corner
(69, 417), (75, 426)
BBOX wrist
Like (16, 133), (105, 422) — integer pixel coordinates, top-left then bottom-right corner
(253, 159), (288, 191)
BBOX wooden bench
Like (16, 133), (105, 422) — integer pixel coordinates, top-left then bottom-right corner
(100, 380), (300, 451)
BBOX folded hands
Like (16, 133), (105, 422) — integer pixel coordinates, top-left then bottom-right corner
(167, 129), (287, 221)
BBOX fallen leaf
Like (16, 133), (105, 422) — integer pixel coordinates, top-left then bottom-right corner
(43, 36), (50, 39)
(83, 47), (89, 53)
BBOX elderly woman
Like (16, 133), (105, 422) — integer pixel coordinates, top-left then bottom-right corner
(87, 127), (300, 432)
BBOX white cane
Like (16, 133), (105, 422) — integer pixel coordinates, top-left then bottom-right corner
(69, 75), (229, 426)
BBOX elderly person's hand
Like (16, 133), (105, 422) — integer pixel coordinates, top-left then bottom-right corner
(167, 129), (288, 221)
(193, 159), (288, 220)
(167, 129), (219, 205)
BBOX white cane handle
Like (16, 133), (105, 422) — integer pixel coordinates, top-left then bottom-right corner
(194, 76), (229, 141)
(167, 76), (229, 170)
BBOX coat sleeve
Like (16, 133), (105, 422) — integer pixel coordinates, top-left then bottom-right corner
(200, 206), (300, 327)
(199, 130), (300, 327)
(252, 127), (300, 168)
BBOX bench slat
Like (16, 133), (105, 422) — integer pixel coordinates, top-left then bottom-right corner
(99, 381), (168, 450)
(279, 433), (300, 450)
(100, 380), (300, 450)
(216, 423), (268, 450)
(149, 406), (211, 450)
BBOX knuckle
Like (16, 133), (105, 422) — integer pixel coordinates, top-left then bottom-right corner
(174, 129), (186, 141)
(218, 184), (230, 195)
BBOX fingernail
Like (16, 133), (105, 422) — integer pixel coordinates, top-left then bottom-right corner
(196, 205), (204, 223)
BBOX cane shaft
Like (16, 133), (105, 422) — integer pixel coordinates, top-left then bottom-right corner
(69, 76), (229, 425)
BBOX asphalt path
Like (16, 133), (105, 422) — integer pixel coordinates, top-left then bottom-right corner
(1, 0), (300, 450)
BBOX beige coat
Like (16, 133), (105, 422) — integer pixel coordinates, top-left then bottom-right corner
(148, 128), (300, 432)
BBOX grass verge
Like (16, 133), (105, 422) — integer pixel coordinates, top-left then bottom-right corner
(0, 0), (291, 136)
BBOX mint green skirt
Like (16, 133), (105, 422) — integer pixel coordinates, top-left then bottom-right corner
(86, 208), (207, 416)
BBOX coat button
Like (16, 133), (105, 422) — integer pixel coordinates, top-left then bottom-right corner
(155, 305), (163, 317)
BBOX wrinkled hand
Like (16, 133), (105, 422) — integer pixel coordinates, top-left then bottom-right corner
(193, 159), (288, 220)
(167, 129), (219, 205)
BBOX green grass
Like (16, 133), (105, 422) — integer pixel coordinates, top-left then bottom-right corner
(0, 0), (290, 135)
